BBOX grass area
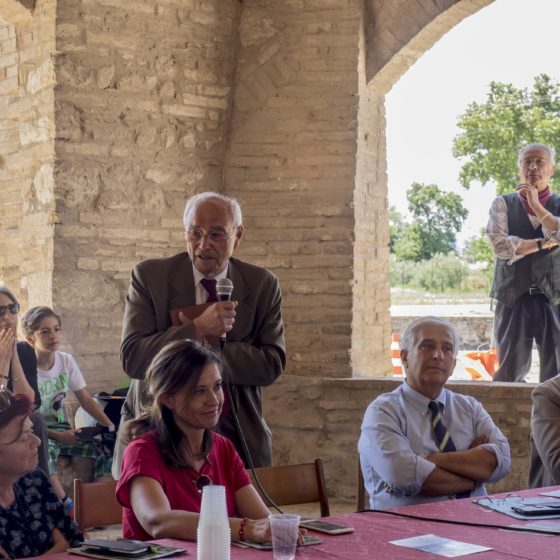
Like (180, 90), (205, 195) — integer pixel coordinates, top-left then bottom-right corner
(390, 287), (491, 305)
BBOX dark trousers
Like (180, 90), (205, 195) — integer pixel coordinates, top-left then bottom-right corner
(493, 293), (560, 382)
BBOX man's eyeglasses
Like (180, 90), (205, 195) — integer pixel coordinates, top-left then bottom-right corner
(187, 228), (234, 243)
(521, 158), (549, 168)
(193, 474), (213, 494)
(0, 303), (20, 316)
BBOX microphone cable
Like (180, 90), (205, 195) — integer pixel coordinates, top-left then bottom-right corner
(216, 277), (284, 514)
(224, 381), (284, 514)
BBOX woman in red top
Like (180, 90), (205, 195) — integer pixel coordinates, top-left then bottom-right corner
(116, 339), (272, 542)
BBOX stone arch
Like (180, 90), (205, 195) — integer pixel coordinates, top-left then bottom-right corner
(350, 0), (493, 377)
(0, 0), (497, 384)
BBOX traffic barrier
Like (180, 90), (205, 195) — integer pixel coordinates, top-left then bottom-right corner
(391, 333), (403, 376)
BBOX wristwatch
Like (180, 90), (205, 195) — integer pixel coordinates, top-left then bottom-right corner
(537, 239), (543, 251)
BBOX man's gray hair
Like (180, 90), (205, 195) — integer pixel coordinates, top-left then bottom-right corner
(518, 143), (556, 165)
(183, 192), (243, 230)
(400, 316), (460, 358)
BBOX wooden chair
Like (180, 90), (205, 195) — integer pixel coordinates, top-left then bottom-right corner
(248, 458), (330, 517)
(74, 478), (121, 533)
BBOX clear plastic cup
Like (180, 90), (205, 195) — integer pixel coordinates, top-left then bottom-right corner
(269, 514), (300, 560)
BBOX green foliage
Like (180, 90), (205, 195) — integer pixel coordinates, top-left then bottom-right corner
(390, 253), (469, 292)
(388, 206), (407, 253)
(453, 74), (560, 195)
(393, 182), (468, 262)
(464, 228), (494, 267)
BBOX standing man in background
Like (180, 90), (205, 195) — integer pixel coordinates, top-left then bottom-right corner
(487, 143), (560, 382)
(115, 192), (285, 475)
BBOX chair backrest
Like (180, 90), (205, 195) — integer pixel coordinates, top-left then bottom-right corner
(248, 458), (330, 517)
(74, 478), (121, 532)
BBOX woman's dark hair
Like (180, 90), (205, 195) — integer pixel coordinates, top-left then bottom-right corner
(0, 392), (33, 444)
(0, 286), (19, 306)
(128, 339), (225, 469)
(21, 306), (61, 336)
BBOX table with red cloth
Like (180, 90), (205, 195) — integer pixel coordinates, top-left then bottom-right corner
(40, 487), (560, 560)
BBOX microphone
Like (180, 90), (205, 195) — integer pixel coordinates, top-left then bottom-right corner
(216, 277), (233, 302)
(216, 278), (233, 349)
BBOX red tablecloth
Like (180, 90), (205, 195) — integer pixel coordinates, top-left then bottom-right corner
(40, 486), (560, 559)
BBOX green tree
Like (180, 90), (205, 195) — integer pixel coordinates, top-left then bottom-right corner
(393, 182), (468, 262)
(388, 206), (407, 253)
(453, 74), (560, 195)
(464, 228), (494, 269)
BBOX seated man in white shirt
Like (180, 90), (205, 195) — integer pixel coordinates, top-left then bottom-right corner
(358, 316), (511, 510)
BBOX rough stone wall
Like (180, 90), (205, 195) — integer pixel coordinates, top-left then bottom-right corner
(53, 0), (241, 389)
(351, 13), (391, 377)
(224, 0), (364, 378)
(0, 0), (56, 310)
(266, 376), (533, 506)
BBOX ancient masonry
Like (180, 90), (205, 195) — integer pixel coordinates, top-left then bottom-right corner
(1, 0), (531, 504)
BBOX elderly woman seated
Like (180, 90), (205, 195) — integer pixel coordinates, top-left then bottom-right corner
(116, 340), (278, 543)
(0, 391), (82, 557)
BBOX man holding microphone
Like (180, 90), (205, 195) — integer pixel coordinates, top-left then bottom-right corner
(114, 192), (285, 474)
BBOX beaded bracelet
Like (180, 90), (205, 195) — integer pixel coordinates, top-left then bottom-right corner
(239, 517), (248, 541)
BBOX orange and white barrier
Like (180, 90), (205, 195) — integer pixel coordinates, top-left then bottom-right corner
(391, 333), (403, 376)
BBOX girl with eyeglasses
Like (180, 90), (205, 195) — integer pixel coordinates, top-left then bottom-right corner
(0, 287), (36, 405)
(116, 340), (275, 543)
(0, 391), (82, 557)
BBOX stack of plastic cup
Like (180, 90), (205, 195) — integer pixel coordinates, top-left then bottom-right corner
(197, 485), (231, 560)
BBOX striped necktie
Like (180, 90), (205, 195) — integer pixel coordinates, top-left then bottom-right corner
(428, 400), (456, 452)
(428, 400), (470, 499)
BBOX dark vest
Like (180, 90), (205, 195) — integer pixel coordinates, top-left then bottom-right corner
(490, 193), (560, 307)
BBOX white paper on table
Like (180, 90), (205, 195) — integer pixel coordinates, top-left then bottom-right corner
(389, 534), (492, 558)
(539, 489), (560, 498)
(507, 519), (560, 535)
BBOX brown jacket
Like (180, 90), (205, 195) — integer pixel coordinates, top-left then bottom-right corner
(119, 252), (285, 469)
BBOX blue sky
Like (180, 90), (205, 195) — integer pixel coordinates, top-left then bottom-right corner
(386, 0), (560, 247)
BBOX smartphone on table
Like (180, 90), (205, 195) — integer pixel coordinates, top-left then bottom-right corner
(82, 539), (150, 556)
(511, 503), (560, 516)
(299, 519), (354, 535)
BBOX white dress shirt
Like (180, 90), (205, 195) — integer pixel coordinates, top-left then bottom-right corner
(358, 382), (511, 510)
